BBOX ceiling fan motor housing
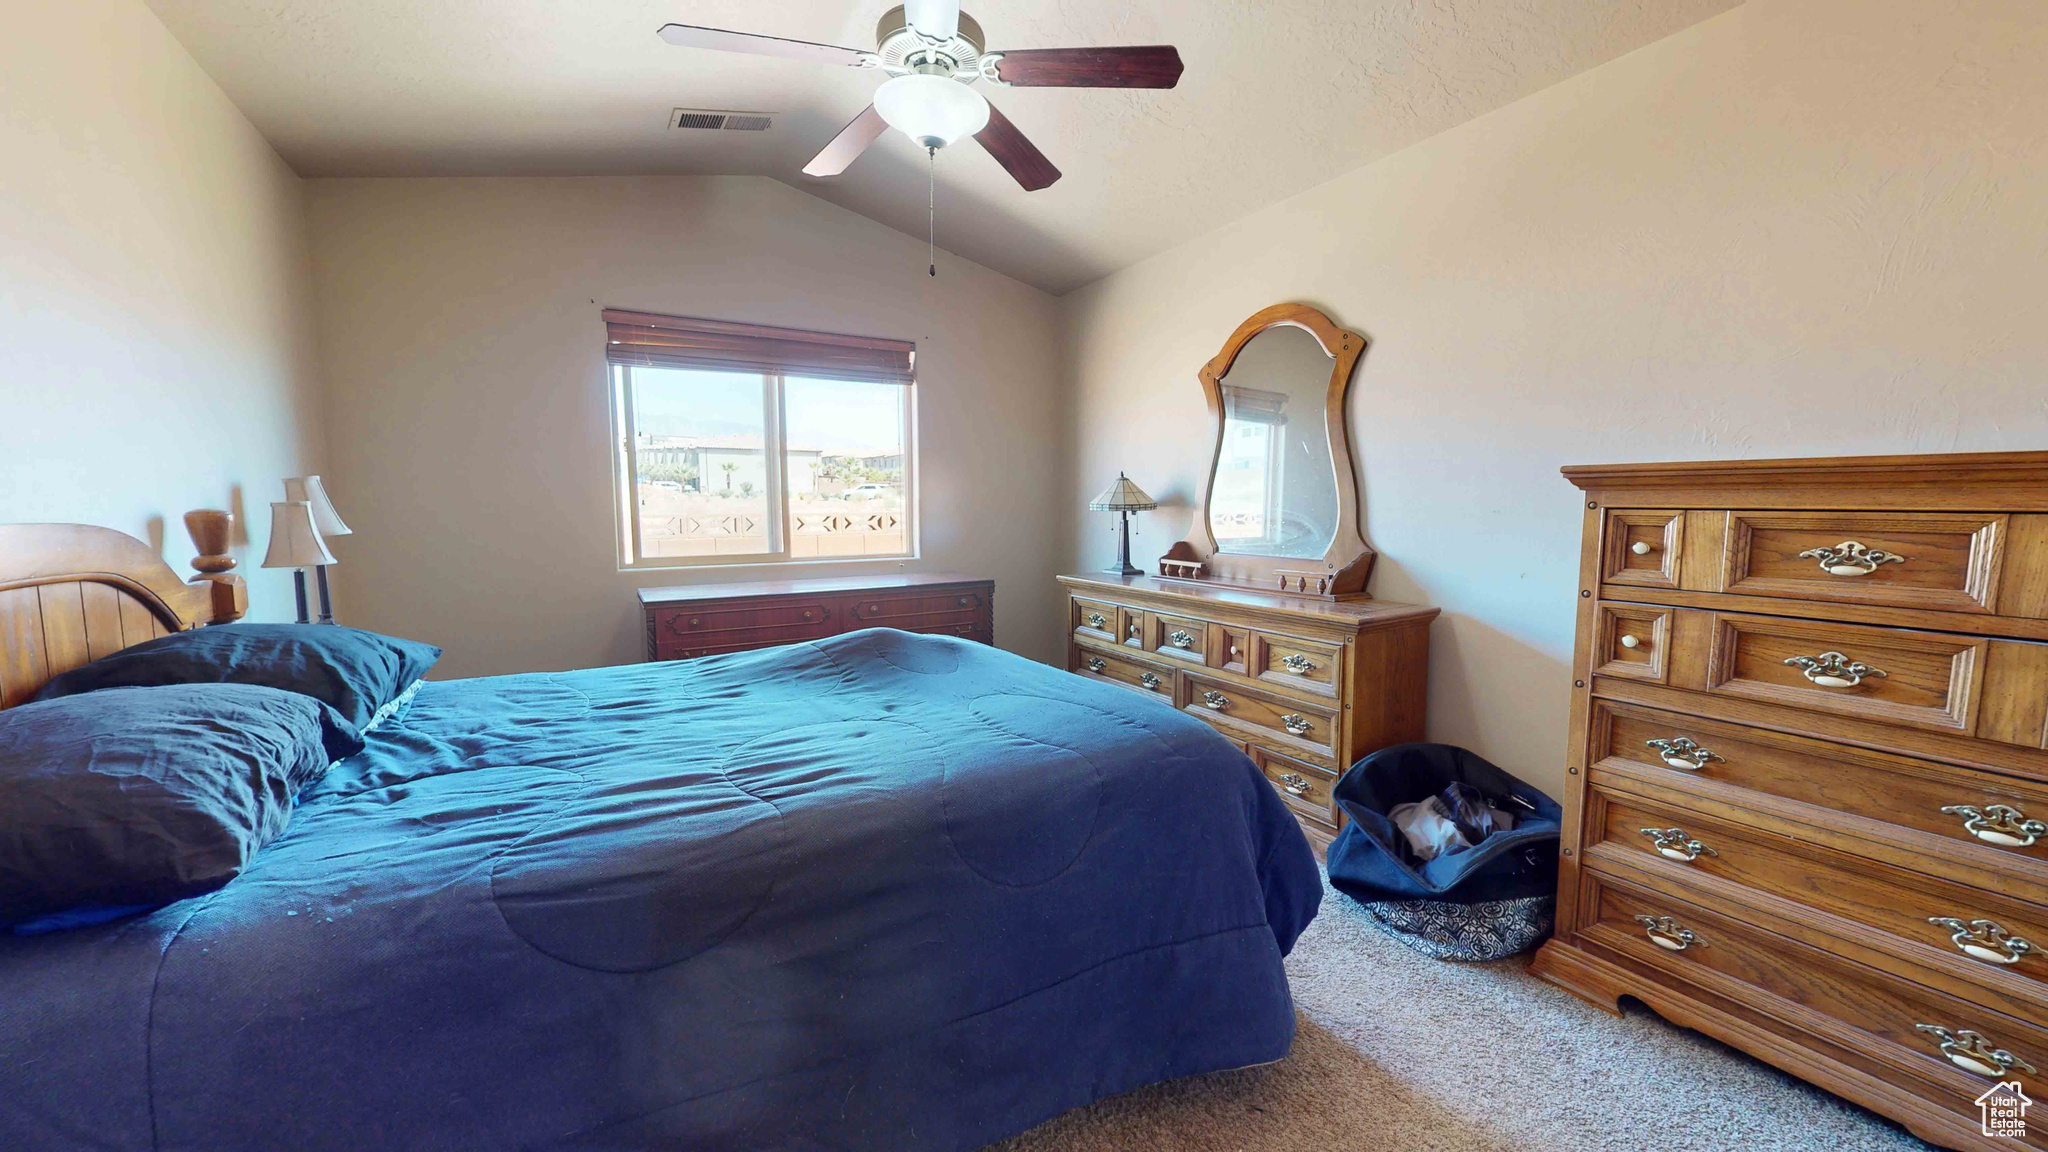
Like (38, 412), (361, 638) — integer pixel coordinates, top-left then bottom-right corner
(875, 5), (985, 79)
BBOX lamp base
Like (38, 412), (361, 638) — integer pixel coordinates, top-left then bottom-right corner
(1103, 509), (1144, 578)
(314, 565), (336, 625)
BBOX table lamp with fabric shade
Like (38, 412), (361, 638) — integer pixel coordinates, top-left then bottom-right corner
(1088, 472), (1158, 577)
(284, 476), (350, 624)
(262, 501), (335, 624)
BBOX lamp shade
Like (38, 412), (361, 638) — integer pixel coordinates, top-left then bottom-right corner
(262, 501), (336, 569)
(1088, 472), (1158, 512)
(873, 74), (990, 149)
(284, 475), (351, 537)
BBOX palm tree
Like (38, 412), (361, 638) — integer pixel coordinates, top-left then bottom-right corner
(720, 461), (738, 493)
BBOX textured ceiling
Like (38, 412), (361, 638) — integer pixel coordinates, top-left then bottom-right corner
(144, 0), (1739, 294)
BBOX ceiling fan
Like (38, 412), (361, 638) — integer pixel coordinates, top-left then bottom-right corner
(658, 1), (1184, 193)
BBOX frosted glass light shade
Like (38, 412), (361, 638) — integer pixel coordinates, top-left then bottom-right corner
(874, 75), (989, 149)
(262, 501), (336, 569)
(284, 475), (352, 537)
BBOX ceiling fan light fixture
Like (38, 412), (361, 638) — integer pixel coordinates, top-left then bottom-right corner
(873, 74), (989, 149)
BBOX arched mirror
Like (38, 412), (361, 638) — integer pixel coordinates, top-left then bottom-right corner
(1160, 303), (1375, 599)
(1209, 324), (1340, 558)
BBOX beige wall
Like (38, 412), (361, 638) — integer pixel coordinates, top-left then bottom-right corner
(1060, 0), (2048, 799)
(0, 0), (322, 619)
(307, 176), (1064, 678)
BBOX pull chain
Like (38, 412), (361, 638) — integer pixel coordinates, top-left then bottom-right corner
(927, 146), (937, 277)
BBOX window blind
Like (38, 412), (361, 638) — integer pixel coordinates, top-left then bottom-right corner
(603, 309), (915, 385)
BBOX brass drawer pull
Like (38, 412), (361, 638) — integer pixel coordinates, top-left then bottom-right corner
(1085, 656), (1106, 673)
(1941, 803), (2046, 848)
(1279, 653), (1318, 675)
(1914, 1025), (2037, 1078)
(1799, 540), (1909, 577)
(1280, 713), (1313, 737)
(1278, 772), (1311, 798)
(1633, 914), (1704, 952)
(1645, 737), (1724, 771)
(957, 595), (974, 607)
(801, 609), (815, 621)
(1084, 611), (1107, 629)
(1928, 917), (2035, 966)
(1201, 689), (1229, 710)
(1783, 650), (1886, 689)
(1168, 629), (1196, 649)
(1639, 827), (1718, 863)
(1138, 671), (1162, 690)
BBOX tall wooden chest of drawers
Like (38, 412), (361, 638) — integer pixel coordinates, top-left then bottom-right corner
(1058, 573), (1437, 850)
(641, 573), (992, 661)
(1530, 453), (2048, 1151)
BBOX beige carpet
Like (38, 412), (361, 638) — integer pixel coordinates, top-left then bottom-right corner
(988, 877), (1934, 1151)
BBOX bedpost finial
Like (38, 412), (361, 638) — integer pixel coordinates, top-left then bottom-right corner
(184, 510), (236, 575)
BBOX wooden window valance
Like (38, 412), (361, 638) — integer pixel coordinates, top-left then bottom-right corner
(603, 309), (915, 385)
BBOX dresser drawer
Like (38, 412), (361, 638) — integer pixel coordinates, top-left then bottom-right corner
(904, 620), (990, 642)
(1722, 510), (2006, 615)
(851, 588), (986, 627)
(1070, 596), (1119, 641)
(1251, 745), (1341, 829)
(1073, 646), (1174, 703)
(1701, 611), (1987, 734)
(1592, 791), (2048, 990)
(1147, 612), (1210, 664)
(1252, 632), (1342, 696)
(651, 601), (836, 647)
(1582, 873), (2048, 1101)
(1184, 672), (1337, 758)
(1600, 509), (1685, 590)
(1592, 701), (2048, 868)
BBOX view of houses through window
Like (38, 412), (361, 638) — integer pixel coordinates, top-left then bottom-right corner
(617, 366), (912, 565)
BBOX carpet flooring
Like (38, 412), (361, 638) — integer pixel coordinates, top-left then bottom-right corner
(988, 876), (1936, 1151)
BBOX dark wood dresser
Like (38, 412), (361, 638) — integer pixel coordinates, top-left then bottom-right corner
(641, 573), (993, 661)
(1058, 573), (1437, 850)
(1531, 452), (2048, 1151)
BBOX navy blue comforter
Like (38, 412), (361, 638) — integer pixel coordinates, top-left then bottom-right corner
(1, 630), (1320, 1151)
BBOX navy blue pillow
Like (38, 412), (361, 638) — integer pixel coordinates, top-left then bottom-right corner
(0, 683), (364, 927)
(34, 623), (439, 732)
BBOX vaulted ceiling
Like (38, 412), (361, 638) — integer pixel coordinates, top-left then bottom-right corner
(145, 0), (1739, 294)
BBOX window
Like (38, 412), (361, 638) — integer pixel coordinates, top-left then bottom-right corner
(1210, 385), (1287, 547)
(606, 310), (916, 568)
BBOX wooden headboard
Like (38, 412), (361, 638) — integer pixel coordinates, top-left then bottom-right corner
(0, 524), (247, 709)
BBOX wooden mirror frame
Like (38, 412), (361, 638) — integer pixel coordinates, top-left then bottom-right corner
(1160, 302), (1375, 599)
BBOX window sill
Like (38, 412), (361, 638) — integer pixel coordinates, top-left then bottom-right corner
(618, 552), (920, 575)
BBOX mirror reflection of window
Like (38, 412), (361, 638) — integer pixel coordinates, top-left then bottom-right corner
(1207, 325), (1338, 559)
(1212, 386), (1288, 545)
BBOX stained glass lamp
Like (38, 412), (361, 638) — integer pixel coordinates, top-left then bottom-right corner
(1088, 472), (1158, 577)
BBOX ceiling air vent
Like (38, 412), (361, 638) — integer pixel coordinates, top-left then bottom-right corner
(669, 108), (774, 132)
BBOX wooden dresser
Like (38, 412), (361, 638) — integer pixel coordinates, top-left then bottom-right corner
(1531, 453), (2048, 1151)
(1058, 573), (1437, 849)
(641, 573), (992, 661)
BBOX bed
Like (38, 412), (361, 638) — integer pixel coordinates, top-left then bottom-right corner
(0, 524), (1322, 1152)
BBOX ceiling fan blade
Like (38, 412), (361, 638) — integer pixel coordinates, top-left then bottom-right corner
(987, 46), (1184, 88)
(657, 23), (871, 68)
(803, 105), (888, 177)
(904, 0), (961, 42)
(974, 103), (1061, 192)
